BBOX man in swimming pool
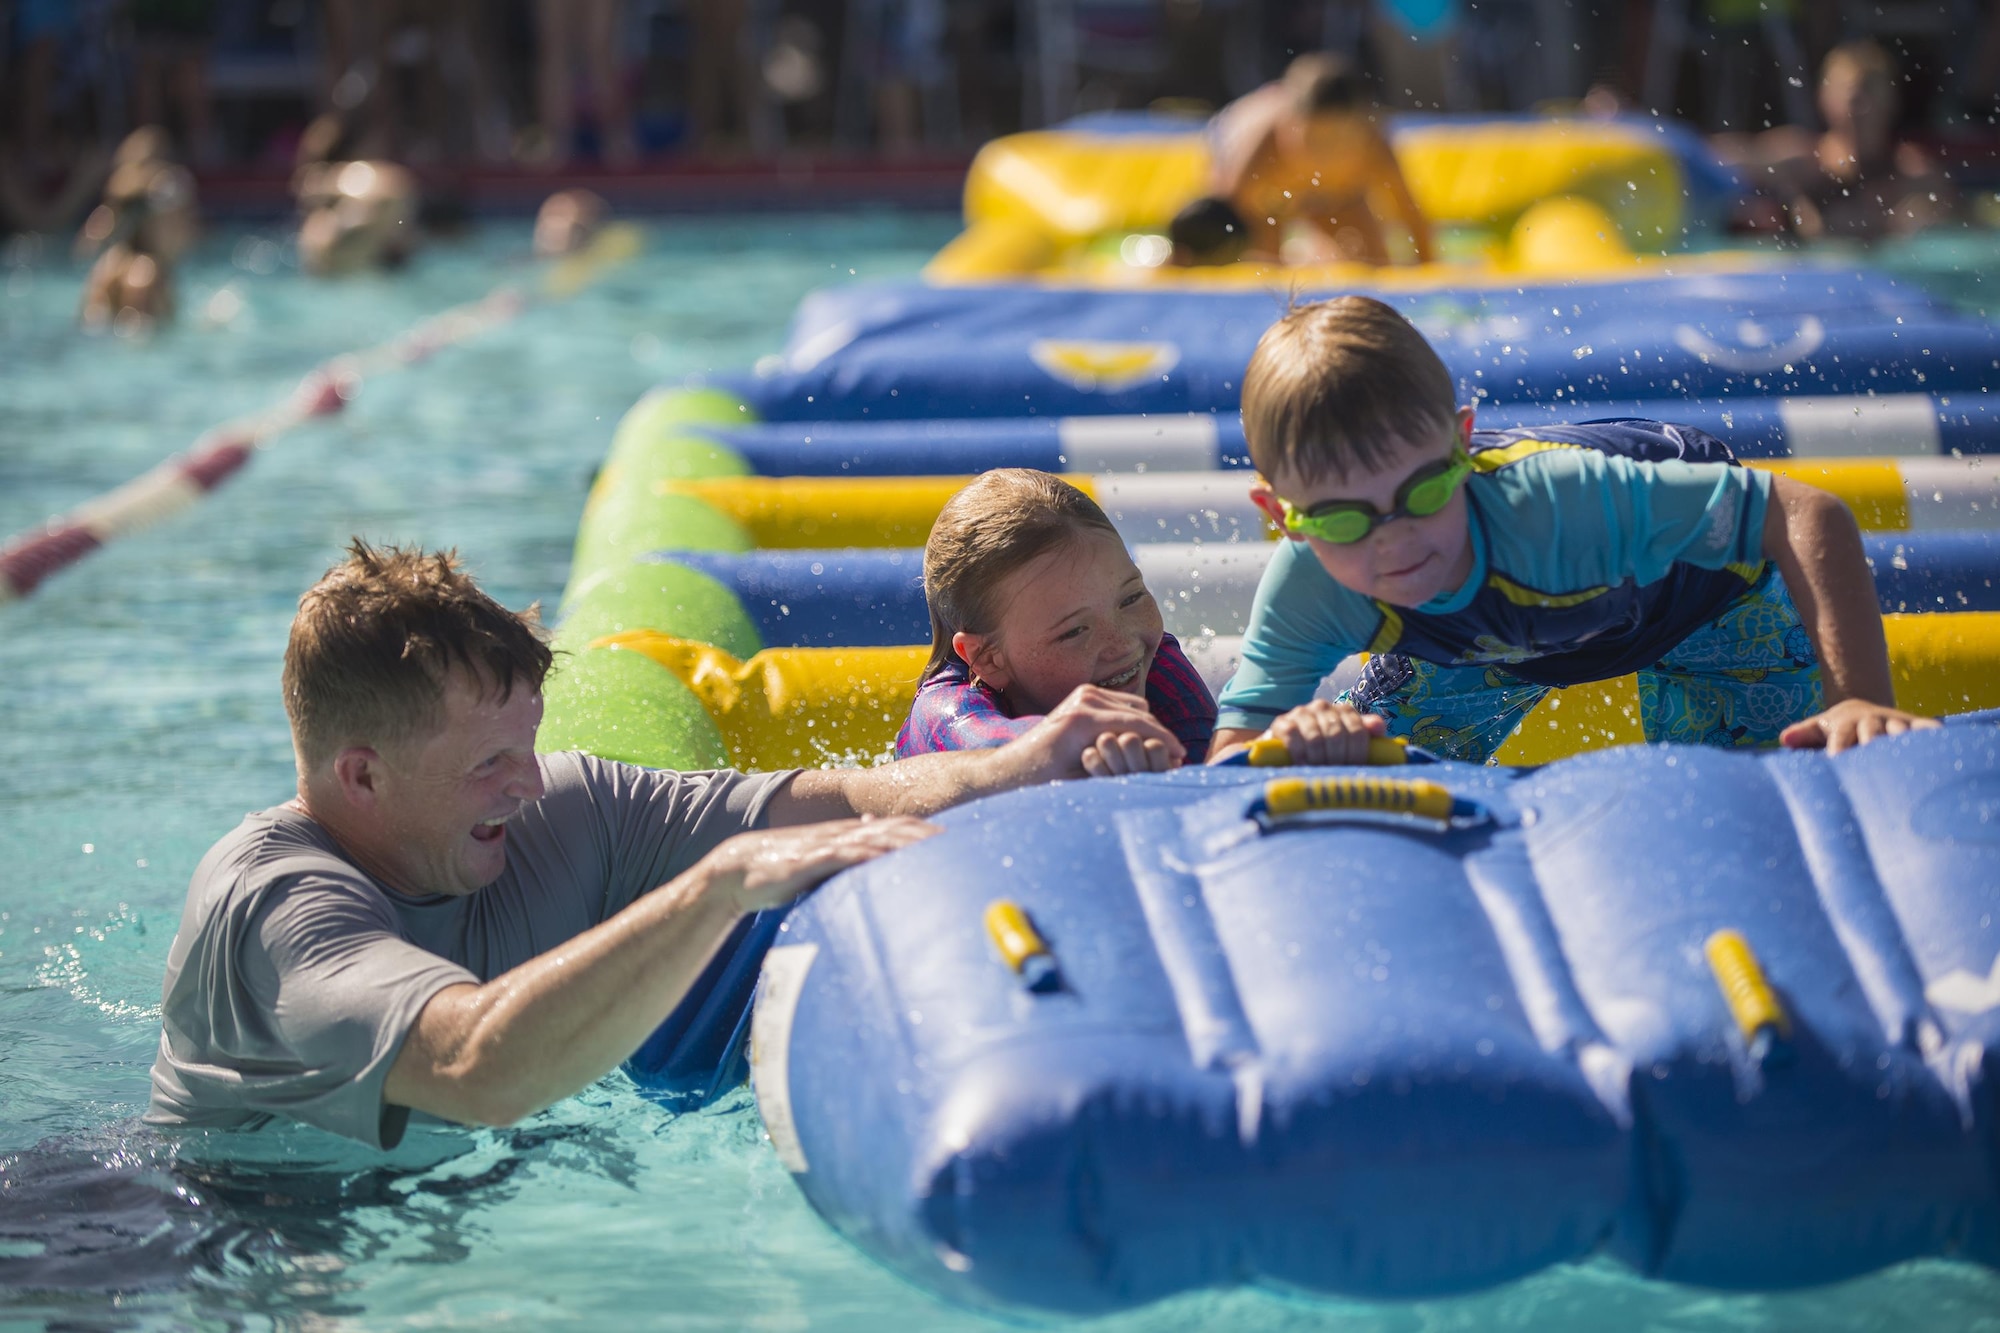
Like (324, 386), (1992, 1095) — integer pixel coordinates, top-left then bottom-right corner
(146, 541), (1179, 1150)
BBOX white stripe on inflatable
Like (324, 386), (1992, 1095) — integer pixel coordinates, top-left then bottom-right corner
(1136, 541), (1272, 639)
(1178, 631), (1358, 702)
(70, 470), (207, 541)
(1777, 394), (1938, 458)
(1058, 414), (1220, 472)
(1903, 458), (2000, 530)
(1092, 473), (1262, 543)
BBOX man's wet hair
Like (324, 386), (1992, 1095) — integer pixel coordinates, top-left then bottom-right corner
(283, 540), (552, 770)
(1169, 196), (1249, 266)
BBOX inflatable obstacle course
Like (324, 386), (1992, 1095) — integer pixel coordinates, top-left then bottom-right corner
(545, 117), (2000, 1317)
(753, 721), (2000, 1312)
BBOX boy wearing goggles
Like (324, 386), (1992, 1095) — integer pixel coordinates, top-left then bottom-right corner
(1209, 296), (1937, 765)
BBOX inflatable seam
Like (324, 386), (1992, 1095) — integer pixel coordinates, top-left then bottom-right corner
(1117, 812), (1262, 1086)
(1765, 756), (1941, 1057)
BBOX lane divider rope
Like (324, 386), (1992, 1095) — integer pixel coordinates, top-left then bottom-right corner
(1, 223), (642, 604)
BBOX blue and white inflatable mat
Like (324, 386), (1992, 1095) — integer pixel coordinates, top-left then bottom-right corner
(751, 717), (2000, 1315)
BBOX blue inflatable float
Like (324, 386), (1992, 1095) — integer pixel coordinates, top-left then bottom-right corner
(744, 720), (2000, 1313)
(683, 392), (1998, 475)
(648, 530), (2000, 649)
(723, 269), (2000, 420)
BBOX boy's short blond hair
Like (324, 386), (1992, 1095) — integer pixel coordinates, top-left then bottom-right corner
(1240, 296), (1458, 485)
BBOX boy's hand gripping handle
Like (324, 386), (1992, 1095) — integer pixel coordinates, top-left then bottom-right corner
(1240, 735), (1411, 767)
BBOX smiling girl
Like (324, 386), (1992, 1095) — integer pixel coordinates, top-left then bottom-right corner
(895, 469), (1216, 772)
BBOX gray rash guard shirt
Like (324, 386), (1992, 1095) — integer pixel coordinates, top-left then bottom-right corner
(146, 752), (795, 1150)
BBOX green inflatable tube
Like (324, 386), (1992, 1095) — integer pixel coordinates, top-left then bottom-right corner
(548, 386), (774, 771)
(537, 641), (730, 771)
(553, 559), (761, 661)
(566, 387), (762, 598)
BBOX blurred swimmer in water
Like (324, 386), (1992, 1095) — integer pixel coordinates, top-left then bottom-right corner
(292, 113), (422, 276)
(533, 188), (608, 258)
(80, 230), (175, 333)
(1718, 41), (1954, 241)
(75, 128), (200, 266)
(78, 130), (196, 333)
(1207, 53), (1434, 266)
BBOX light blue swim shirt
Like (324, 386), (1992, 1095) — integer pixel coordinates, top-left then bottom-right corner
(1215, 429), (1773, 731)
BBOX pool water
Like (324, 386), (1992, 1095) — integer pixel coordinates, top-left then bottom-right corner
(5, 218), (2000, 1331)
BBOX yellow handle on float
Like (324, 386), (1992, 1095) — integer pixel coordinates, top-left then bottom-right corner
(985, 900), (1060, 992)
(1260, 775), (1457, 822)
(1705, 929), (1792, 1062)
(1245, 735), (1409, 767)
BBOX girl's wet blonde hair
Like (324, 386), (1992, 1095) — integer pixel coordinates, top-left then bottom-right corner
(921, 469), (1121, 683)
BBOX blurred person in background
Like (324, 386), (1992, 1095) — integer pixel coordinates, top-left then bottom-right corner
(75, 126), (198, 263)
(1208, 52), (1434, 265)
(1167, 195), (1251, 266)
(533, 187), (607, 257)
(292, 112), (420, 274)
(130, 0), (219, 166)
(534, 0), (635, 165)
(80, 229), (174, 331)
(690, 0), (758, 153)
(0, 0), (109, 234)
(1718, 40), (1955, 240)
(322, 0), (510, 168)
(76, 125), (197, 332)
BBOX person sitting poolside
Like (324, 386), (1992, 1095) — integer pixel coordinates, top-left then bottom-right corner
(1207, 52), (1435, 267)
(146, 541), (1179, 1150)
(1209, 296), (1938, 766)
(1717, 40), (1954, 241)
(1167, 195), (1252, 267)
(897, 470), (1217, 771)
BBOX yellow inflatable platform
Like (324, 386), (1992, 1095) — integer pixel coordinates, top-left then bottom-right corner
(927, 116), (1728, 285)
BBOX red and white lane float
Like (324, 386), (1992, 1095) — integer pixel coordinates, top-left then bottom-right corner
(0, 221), (640, 604)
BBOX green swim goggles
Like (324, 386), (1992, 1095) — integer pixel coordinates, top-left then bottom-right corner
(1278, 448), (1473, 545)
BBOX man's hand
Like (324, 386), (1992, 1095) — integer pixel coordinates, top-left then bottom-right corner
(1780, 699), (1940, 755)
(1014, 684), (1184, 781)
(1260, 699), (1387, 765)
(771, 686), (1183, 824)
(701, 817), (939, 913)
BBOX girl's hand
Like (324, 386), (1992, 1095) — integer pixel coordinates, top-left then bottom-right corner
(1012, 685), (1185, 781)
(1080, 729), (1181, 777)
(1779, 699), (1940, 755)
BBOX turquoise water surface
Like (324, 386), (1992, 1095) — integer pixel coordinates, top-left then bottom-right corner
(4, 218), (2000, 1330)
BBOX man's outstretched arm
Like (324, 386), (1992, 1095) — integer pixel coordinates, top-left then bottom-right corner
(768, 684), (1183, 824)
(382, 817), (935, 1128)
